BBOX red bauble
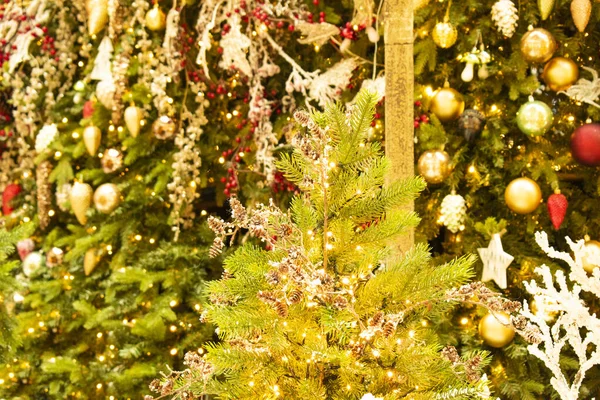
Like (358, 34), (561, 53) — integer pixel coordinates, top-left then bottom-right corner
(2, 183), (22, 215)
(571, 123), (600, 166)
(83, 100), (95, 119)
(547, 192), (568, 230)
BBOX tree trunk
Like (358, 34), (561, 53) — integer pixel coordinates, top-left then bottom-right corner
(384, 0), (415, 250)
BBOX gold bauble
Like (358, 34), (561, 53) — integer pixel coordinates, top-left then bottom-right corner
(145, 5), (166, 31)
(571, 0), (592, 32)
(520, 28), (557, 64)
(86, 0), (108, 36)
(83, 126), (102, 156)
(430, 87), (465, 122)
(93, 183), (121, 214)
(432, 22), (458, 48)
(504, 177), (542, 214)
(152, 115), (177, 140)
(70, 182), (93, 225)
(479, 312), (515, 348)
(417, 150), (452, 184)
(84, 248), (101, 276)
(124, 105), (143, 138)
(582, 240), (600, 273)
(542, 57), (579, 92)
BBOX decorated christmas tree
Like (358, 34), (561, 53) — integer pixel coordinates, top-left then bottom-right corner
(411, 0), (600, 397)
(3, 0), (599, 397)
(0, 224), (34, 364)
(147, 91), (518, 400)
(0, 0), (373, 397)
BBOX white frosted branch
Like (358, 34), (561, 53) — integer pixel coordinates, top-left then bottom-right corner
(520, 232), (600, 399)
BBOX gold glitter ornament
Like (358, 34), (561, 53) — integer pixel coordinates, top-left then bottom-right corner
(432, 0), (457, 48)
(538, 0), (555, 20)
(124, 105), (143, 138)
(83, 126), (102, 156)
(70, 182), (93, 225)
(432, 22), (457, 48)
(571, 0), (592, 32)
(84, 248), (101, 276)
(86, 0), (108, 36)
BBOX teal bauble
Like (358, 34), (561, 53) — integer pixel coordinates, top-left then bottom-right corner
(516, 100), (553, 136)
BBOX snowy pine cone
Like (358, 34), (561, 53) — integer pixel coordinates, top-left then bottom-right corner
(439, 193), (467, 233)
(491, 0), (519, 38)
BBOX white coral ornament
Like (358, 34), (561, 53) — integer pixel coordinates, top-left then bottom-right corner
(520, 232), (600, 400)
(438, 192), (466, 233)
(219, 16), (252, 77)
(35, 123), (58, 153)
(491, 0), (519, 38)
(308, 58), (360, 108)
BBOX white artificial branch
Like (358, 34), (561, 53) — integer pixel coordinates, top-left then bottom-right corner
(519, 232), (600, 400)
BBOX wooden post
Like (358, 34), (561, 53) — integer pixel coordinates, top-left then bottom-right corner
(384, 0), (415, 250)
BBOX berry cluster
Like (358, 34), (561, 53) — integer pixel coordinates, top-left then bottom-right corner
(271, 171), (298, 194)
(220, 134), (253, 197)
(413, 100), (430, 129)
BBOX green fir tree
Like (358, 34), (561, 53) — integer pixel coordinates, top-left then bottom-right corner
(151, 91), (507, 400)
